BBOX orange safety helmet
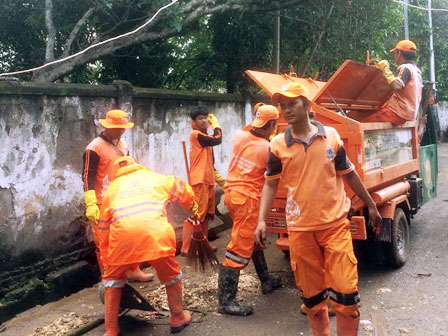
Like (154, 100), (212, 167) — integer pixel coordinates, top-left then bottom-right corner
(390, 40), (417, 53)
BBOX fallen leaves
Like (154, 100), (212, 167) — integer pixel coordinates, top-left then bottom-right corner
(138, 271), (260, 320)
(29, 312), (91, 336)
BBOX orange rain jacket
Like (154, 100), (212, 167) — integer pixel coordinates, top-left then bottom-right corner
(97, 163), (195, 266)
(83, 134), (129, 205)
(225, 129), (270, 201)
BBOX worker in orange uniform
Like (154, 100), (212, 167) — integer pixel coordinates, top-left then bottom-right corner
(255, 83), (382, 336)
(181, 106), (223, 255)
(82, 109), (152, 282)
(98, 156), (198, 335)
(218, 105), (281, 316)
(364, 39), (423, 125)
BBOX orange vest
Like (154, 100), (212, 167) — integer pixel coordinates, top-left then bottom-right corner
(385, 63), (423, 121)
(225, 130), (270, 201)
(97, 164), (194, 266)
(189, 130), (215, 186)
(85, 136), (129, 204)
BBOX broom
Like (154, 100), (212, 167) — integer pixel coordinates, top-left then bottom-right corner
(181, 141), (219, 272)
(186, 217), (219, 272)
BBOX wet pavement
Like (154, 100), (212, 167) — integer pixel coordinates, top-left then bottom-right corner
(2, 143), (448, 336)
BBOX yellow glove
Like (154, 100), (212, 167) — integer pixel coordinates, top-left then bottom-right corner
(208, 113), (220, 129)
(190, 201), (199, 220)
(84, 190), (100, 223)
(269, 124), (278, 141)
(376, 60), (396, 84)
(214, 169), (226, 188)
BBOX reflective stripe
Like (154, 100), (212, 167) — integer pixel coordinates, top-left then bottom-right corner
(301, 289), (328, 308)
(225, 250), (250, 266)
(112, 207), (163, 222)
(162, 271), (182, 286)
(97, 226), (110, 231)
(328, 288), (360, 306)
(112, 200), (165, 214)
(102, 279), (126, 288)
(98, 219), (109, 224)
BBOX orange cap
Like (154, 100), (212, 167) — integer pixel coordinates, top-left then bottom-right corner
(253, 102), (265, 115)
(251, 104), (279, 128)
(99, 109), (134, 129)
(390, 40), (417, 53)
(271, 82), (310, 105)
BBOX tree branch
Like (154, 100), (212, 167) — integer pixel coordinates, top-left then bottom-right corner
(62, 7), (95, 57)
(44, 0), (56, 62)
(32, 0), (308, 82)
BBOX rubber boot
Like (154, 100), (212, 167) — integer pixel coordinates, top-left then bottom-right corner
(307, 308), (330, 336)
(95, 249), (104, 274)
(217, 265), (253, 316)
(166, 281), (191, 333)
(104, 287), (122, 336)
(336, 313), (360, 336)
(126, 265), (154, 282)
(251, 250), (282, 294)
(201, 217), (217, 252)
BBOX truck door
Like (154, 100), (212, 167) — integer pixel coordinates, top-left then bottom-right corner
(419, 84), (439, 203)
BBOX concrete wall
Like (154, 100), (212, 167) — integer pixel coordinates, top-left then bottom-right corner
(0, 80), (254, 322)
(437, 101), (448, 135)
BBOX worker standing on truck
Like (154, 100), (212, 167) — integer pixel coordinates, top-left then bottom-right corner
(181, 106), (224, 255)
(98, 156), (198, 335)
(218, 105), (281, 316)
(364, 39), (423, 125)
(82, 109), (153, 282)
(255, 83), (382, 336)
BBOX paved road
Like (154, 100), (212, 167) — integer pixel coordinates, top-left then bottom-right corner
(3, 144), (448, 336)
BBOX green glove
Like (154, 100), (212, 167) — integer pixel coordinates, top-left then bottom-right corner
(376, 60), (396, 84)
(208, 113), (220, 129)
(84, 190), (100, 223)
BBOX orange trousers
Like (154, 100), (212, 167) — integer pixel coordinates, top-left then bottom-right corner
(181, 184), (215, 254)
(102, 256), (181, 288)
(289, 219), (360, 319)
(362, 107), (407, 125)
(222, 190), (262, 269)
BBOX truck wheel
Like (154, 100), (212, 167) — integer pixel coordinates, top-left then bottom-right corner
(383, 208), (409, 268)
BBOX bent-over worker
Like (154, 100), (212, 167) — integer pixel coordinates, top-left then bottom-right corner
(98, 156), (197, 335)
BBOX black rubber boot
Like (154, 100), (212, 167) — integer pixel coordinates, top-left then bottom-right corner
(218, 265), (253, 316)
(251, 250), (282, 294)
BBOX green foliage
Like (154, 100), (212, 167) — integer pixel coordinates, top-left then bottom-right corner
(1, 0), (448, 98)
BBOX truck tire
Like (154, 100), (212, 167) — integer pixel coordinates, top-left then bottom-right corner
(383, 208), (409, 268)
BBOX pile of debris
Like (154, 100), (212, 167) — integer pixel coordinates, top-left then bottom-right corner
(139, 270), (260, 320)
(29, 312), (91, 336)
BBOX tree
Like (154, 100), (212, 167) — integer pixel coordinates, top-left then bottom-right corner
(0, 0), (307, 83)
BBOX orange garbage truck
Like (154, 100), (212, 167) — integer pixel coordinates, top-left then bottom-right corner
(246, 60), (438, 268)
